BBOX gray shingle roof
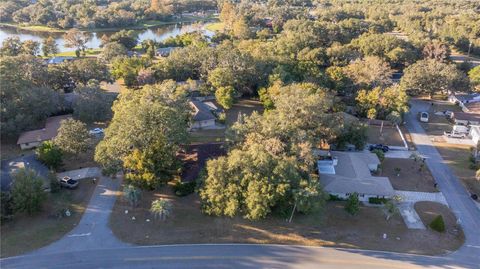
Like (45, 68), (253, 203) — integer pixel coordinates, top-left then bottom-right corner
(189, 101), (216, 121)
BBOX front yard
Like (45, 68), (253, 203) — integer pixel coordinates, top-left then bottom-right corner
(1, 180), (96, 257)
(381, 158), (438, 192)
(110, 185), (463, 255)
(415, 201), (464, 243)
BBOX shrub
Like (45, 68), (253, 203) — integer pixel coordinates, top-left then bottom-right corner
(345, 193), (360, 215)
(217, 112), (226, 124)
(372, 149), (385, 162)
(36, 141), (63, 170)
(429, 215), (446, 232)
(150, 198), (173, 221)
(329, 194), (346, 201)
(173, 181), (196, 197)
(368, 197), (389, 204)
(49, 174), (61, 193)
(1, 191), (14, 221)
(123, 184), (141, 207)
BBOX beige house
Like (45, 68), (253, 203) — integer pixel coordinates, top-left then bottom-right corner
(16, 115), (72, 150)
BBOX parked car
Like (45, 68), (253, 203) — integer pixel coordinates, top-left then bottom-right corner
(369, 144), (390, 152)
(443, 131), (467, 139)
(59, 176), (79, 189)
(420, 112), (429, 122)
(89, 128), (104, 135)
(444, 110), (453, 118)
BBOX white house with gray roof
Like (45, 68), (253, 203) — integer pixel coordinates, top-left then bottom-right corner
(189, 100), (216, 129)
(317, 151), (394, 201)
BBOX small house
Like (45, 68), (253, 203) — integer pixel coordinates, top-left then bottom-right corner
(189, 101), (216, 129)
(16, 115), (72, 149)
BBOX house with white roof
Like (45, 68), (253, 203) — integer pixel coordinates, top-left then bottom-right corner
(317, 151), (394, 201)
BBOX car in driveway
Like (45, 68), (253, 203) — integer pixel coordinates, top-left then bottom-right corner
(368, 144), (389, 152)
(89, 128), (104, 135)
(420, 112), (429, 122)
(59, 176), (79, 189)
(444, 131), (467, 139)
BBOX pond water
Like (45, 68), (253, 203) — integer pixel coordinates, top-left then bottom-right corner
(0, 22), (214, 52)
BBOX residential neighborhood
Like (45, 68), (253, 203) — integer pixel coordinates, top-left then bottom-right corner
(1, 0), (480, 268)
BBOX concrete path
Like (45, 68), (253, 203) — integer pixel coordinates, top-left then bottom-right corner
(385, 150), (416, 159)
(398, 202), (425, 229)
(33, 174), (129, 255)
(57, 167), (102, 180)
(395, 190), (448, 205)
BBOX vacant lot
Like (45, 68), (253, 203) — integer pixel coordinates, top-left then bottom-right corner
(179, 143), (226, 182)
(110, 186), (463, 255)
(1, 181), (96, 257)
(367, 125), (405, 147)
(381, 158), (438, 192)
(434, 142), (479, 195)
(415, 201), (464, 246)
(190, 99), (263, 143)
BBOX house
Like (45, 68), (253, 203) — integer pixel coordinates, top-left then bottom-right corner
(470, 126), (480, 145)
(449, 93), (480, 113)
(451, 111), (480, 126)
(317, 151), (394, 201)
(16, 114), (72, 149)
(189, 101), (216, 129)
(156, 47), (179, 57)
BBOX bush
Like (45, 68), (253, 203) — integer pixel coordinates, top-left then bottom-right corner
(368, 197), (389, 204)
(11, 168), (47, 215)
(49, 174), (61, 193)
(36, 141), (63, 170)
(372, 149), (385, 162)
(345, 193), (360, 215)
(1, 191), (14, 221)
(173, 181), (196, 197)
(429, 215), (446, 232)
(329, 194), (346, 201)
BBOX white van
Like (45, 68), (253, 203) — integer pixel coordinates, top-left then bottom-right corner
(452, 125), (469, 134)
(420, 112), (429, 122)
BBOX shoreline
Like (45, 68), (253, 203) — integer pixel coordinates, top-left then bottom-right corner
(0, 16), (218, 34)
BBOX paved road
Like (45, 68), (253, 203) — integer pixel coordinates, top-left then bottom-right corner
(1, 244), (476, 269)
(2, 102), (480, 268)
(406, 100), (480, 262)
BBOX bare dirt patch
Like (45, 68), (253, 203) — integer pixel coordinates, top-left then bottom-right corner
(110, 186), (464, 255)
(1, 180), (96, 257)
(367, 125), (404, 147)
(415, 201), (464, 250)
(381, 158), (438, 192)
(179, 143), (226, 182)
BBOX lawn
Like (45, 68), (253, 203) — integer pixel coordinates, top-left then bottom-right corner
(381, 158), (438, 192)
(110, 185), (463, 255)
(366, 125), (405, 147)
(205, 22), (224, 31)
(415, 201), (464, 241)
(51, 49), (102, 57)
(189, 99), (264, 144)
(0, 181), (96, 257)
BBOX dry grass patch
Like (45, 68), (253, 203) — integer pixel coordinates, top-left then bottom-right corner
(110, 185), (464, 255)
(367, 125), (404, 147)
(1, 181), (96, 257)
(381, 158), (438, 192)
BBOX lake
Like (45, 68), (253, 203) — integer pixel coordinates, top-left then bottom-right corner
(0, 22), (214, 52)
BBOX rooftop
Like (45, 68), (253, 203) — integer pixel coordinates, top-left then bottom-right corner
(17, 114), (72, 145)
(189, 101), (216, 122)
(452, 111), (480, 122)
(318, 151), (394, 197)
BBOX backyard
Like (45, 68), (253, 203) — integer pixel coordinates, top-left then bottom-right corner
(189, 99), (264, 143)
(381, 158), (438, 192)
(1, 180), (96, 257)
(110, 185), (463, 256)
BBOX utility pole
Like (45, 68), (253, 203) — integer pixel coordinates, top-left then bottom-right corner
(467, 41), (472, 58)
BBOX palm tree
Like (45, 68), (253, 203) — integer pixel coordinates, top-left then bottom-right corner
(123, 185), (141, 208)
(150, 198), (172, 221)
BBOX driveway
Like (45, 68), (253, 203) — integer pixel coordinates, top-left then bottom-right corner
(57, 167), (102, 180)
(1, 154), (49, 191)
(407, 99), (480, 262)
(33, 172), (129, 255)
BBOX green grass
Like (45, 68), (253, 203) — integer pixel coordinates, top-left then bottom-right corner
(205, 22), (224, 32)
(0, 23), (65, 33)
(48, 49), (102, 57)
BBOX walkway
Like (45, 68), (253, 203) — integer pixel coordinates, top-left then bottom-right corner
(34, 172), (129, 255)
(395, 190), (448, 205)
